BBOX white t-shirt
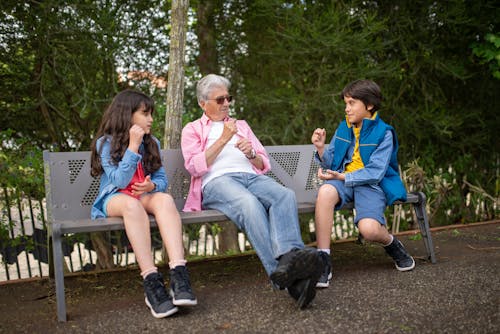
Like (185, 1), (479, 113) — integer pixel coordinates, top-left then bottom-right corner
(202, 121), (256, 188)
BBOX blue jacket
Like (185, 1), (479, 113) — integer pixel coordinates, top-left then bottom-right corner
(91, 135), (167, 219)
(318, 113), (406, 205)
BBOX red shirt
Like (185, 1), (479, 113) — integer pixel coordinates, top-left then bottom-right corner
(119, 162), (145, 199)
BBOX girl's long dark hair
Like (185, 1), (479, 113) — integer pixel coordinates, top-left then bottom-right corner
(90, 89), (162, 177)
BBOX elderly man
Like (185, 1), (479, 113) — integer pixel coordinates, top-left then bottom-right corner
(181, 74), (323, 309)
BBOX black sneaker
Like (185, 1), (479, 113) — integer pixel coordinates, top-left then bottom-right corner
(270, 247), (323, 289)
(315, 251), (332, 288)
(143, 272), (178, 318)
(169, 266), (197, 306)
(384, 237), (416, 271)
(287, 278), (316, 309)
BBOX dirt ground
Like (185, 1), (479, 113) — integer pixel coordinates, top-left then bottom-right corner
(0, 221), (499, 334)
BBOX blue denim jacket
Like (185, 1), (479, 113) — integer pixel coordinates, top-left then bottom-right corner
(91, 135), (167, 219)
(320, 129), (393, 188)
(317, 115), (406, 205)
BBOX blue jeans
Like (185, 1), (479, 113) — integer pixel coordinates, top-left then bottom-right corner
(202, 173), (305, 275)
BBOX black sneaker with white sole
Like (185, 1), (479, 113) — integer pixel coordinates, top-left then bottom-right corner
(384, 237), (416, 271)
(288, 277), (317, 309)
(270, 247), (323, 289)
(169, 266), (197, 306)
(316, 251), (332, 288)
(143, 272), (178, 318)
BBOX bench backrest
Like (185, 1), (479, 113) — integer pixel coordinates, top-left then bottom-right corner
(43, 145), (321, 223)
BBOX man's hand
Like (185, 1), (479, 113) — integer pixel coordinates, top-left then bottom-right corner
(235, 138), (254, 158)
(221, 119), (238, 142)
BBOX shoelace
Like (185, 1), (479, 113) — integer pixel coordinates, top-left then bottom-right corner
(172, 269), (191, 292)
(146, 277), (169, 303)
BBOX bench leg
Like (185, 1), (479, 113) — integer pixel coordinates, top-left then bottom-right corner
(412, 192), (437, 264)
(52, 224), (67, 322)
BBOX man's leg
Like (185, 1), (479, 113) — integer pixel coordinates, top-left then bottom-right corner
(202, 173), (279, 275)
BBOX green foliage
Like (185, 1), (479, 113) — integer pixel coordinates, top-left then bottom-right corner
(0, 0), (171, 151)
(0, 130), (44, 199)
(472, 33), (500, 79)
(1, 0), (499, 230)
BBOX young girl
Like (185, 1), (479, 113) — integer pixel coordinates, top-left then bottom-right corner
(90, 89), (197, 318)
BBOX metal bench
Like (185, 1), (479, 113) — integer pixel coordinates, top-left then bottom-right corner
(43, 144), (436, 322)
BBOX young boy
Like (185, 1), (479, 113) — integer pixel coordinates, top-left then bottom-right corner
(311, 79), (415, 288)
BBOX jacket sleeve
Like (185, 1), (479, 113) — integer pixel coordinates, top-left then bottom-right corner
(344, 130), (393, 187)
(181, 121), (210, 177)
(99, 137), (141, 189)
(149, 137), (168, 192)
(238, 120), (271, 174)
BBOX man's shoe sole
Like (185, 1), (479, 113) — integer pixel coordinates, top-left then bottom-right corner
(297, 278), (316, 309)
(270, 248), (322, 288)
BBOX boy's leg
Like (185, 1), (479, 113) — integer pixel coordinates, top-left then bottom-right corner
(314, 180), (349, 288)
(354, 185), (415, 272)
(315, 183), (340, 250)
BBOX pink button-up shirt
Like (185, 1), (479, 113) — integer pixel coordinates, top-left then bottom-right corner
(181, 113), (271, 211)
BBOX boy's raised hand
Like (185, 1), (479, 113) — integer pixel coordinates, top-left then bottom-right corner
(311, 128), (326, 148)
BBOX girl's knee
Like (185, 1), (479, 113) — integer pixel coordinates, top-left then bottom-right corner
(149, 192), (176, 208)
(120, 197), (146, 215)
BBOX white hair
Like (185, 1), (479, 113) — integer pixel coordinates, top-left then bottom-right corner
(196, 74), (231, 104)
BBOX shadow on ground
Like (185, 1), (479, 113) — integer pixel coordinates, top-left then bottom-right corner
(0, 221), (499, 334)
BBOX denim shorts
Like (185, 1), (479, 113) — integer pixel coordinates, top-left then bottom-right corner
(323, 179), (387, 225)
(101, 192), (121, 217)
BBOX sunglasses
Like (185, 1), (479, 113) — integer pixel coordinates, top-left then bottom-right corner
(209, 95), (233, 105)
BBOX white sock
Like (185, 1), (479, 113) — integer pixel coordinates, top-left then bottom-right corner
(318, 248), (331, 255)
(169, 259), (187, 269)
(141, 267), (158, 279)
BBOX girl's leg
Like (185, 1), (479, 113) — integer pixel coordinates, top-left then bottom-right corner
(315, 184), (340, 250)
(141, 192), (184, 267)
(106, 194), (155, 273)
(142, 192), (197, 306)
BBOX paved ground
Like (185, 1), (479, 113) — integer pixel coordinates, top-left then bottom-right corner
(0, 221), (499, 334)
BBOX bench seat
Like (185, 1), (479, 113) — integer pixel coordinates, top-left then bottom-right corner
(44, 145), (435, 322)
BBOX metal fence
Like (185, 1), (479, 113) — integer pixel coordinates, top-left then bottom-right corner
(1, 187), (367, 282)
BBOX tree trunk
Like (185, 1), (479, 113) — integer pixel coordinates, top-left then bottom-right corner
(164, 0), (189, 150)
(163, 0), (190, 263)
(90, 232), (115, 270)
(217, 221), (240, 254)
(196, 0), (219, 74)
